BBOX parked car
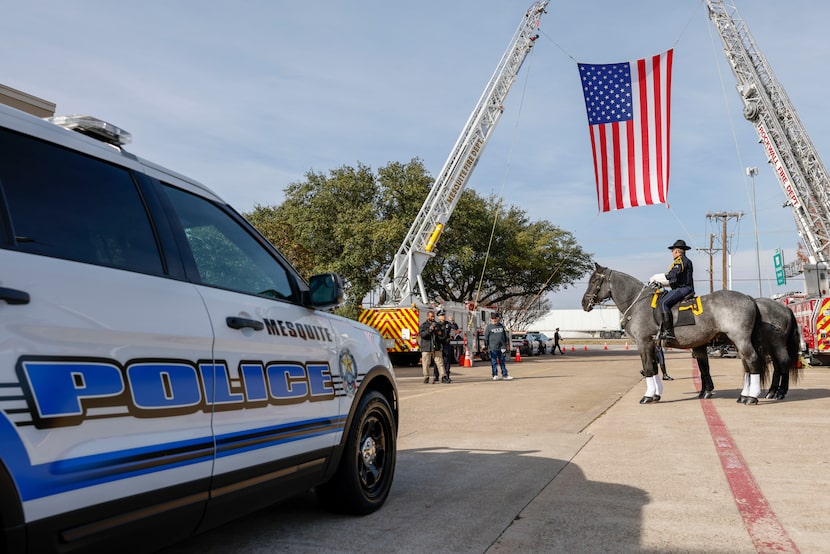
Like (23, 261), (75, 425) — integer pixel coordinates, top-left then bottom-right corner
(708, 344), (738, 358)
(707, 335), (738, 358)
(0, 105), (398, 553)
(526, 332), (553, 355)
(510, 332), (539, 356)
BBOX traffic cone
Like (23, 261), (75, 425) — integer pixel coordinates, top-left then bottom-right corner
(625, 341), (629, 350)
(572, 345), (576, 352)
(584, 344), (588, 351)
(603, 342), (608, 350)
(463, 346), (473, 367)
(514, 347), (522, 362)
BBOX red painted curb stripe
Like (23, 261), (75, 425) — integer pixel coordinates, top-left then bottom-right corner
(692, 361), (799, 553)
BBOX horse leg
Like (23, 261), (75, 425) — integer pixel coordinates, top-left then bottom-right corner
(765, 360), (782, 400)
(639, 347), (661, 404)
(738, 370), (762, 405)
(738, 372), (751, 403)
(775, 360), (789, 400)
(736, 323), (766, 405)
(692, 347), (713, 399)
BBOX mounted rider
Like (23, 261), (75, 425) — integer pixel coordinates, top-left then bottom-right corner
(649, 239), (695, 340)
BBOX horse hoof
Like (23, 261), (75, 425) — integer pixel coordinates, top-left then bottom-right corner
(765, 391), (775, 399)
(639, 396), (655, 404)
(774, 392), (786, 400)
(662, 375), (674, 380)
(737, 395), (746, 403)
(745, 396), (759, 405)
(702, 390), (713, 399)
(653, 395), (661, 402)
(640, 369), (645, 377)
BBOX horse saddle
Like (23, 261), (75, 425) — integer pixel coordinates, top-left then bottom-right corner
(650, 290), (702, 327)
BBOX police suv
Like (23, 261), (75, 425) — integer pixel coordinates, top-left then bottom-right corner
(0, 103), (398, 553)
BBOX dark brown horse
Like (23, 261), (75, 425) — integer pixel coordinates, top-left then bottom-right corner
(582, 263), (767, 404)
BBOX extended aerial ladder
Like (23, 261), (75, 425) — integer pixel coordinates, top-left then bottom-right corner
(378, 1), (548, 308)
(706, 0), (830, 266)
(706, 0), (830, 361)
(360, 1), (548, 364)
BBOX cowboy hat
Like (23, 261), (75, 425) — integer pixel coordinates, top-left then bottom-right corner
(668, 239), (691, 251)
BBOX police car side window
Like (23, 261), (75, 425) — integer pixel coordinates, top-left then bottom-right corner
(0, 127), (163, 274)
(162, 184), (295, 301)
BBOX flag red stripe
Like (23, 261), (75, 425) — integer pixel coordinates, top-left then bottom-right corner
(637, 57), (652, 206)
(662, 49), (673, 203)
(626, 119), (636, 207)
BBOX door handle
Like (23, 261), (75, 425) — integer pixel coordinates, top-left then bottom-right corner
(226, 316), (264, 331)
(0, 287), (30, 305)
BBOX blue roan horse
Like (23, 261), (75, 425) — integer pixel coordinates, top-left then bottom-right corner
(697, 297), (802, 401)
(582, 263), (767, 404)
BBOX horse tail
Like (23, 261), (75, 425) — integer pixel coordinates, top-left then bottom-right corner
(785, 308), (803, 385)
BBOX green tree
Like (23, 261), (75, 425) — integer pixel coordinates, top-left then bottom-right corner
(246, 160), (430, 315)
(245, 160), (592, 323)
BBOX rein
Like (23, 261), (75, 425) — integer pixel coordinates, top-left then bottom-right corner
(591, 269), (651, 328)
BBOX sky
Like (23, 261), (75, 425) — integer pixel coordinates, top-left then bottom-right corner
(4, 1), (829, 310)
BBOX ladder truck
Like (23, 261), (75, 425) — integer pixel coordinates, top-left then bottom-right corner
(359, 1), (548, 366)
(706, 0), (830, 363)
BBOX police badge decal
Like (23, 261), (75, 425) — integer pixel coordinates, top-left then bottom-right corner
(339, 349), (358, 396)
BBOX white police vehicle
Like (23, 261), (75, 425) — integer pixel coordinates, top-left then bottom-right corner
(0, 103), (398, 553)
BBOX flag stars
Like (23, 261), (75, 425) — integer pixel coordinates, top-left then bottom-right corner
(578, 61), (635, 125)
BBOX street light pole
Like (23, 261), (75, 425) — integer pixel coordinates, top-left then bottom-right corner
(747, 166), (761, 296)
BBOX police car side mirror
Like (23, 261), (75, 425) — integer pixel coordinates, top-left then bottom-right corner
(306, 273), (345, 309)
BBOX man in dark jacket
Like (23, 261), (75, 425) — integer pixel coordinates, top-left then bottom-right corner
(437, 310), (458, 382)
(419, 310), (447, 384)
(483, 313), (512, 380)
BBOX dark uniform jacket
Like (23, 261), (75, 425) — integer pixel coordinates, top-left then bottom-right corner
(666, 253), (694, 291)
(419, 319), (443, 352)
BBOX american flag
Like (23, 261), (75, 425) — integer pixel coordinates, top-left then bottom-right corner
(578, 50), (673, 212)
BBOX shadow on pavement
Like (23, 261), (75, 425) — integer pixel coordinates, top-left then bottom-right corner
(161, 448), (648, 553)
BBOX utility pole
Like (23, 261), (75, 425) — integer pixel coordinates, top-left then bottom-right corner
(696, 233), (720, 293)
(706, 212), (743, 290)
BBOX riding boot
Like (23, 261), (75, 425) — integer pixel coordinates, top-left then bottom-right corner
(658, 312), (675, 340)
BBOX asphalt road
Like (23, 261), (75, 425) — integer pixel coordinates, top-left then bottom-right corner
(162, 346), (830, 553)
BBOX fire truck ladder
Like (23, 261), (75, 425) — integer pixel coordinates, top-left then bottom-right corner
(706, 0), (830, 265)
(378, 1), (549, 308)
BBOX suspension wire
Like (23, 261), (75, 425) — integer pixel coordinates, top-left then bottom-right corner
(537, 0), (702, 62)
(473, 45), (537, 316)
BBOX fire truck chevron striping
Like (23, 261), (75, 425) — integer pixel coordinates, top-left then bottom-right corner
(358, 307), (420, 354)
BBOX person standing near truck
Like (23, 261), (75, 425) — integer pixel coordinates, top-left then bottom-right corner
(484, 313), (513, 380)
(419, 310), (447, 384)
(437, 310), (458, 382)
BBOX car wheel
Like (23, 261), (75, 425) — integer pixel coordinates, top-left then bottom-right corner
(316, 390), (397, 514)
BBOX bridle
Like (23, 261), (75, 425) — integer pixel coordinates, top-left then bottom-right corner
(587, 269), (653, 327)
(585, 269), (610, 307)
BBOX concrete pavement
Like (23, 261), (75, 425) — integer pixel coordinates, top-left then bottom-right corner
(163, 346), (830, 553)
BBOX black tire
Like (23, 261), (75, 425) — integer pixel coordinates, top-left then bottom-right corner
(316, 391), (397, 515)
